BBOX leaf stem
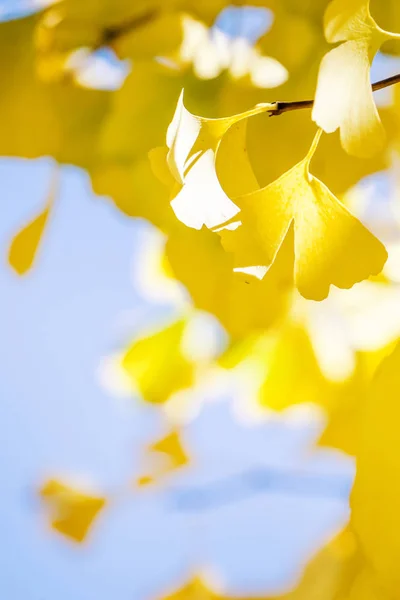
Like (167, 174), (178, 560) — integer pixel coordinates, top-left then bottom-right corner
(268, 73), (400, 116)
(304, 128), (323, 169)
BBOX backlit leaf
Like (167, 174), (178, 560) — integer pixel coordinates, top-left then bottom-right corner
(166, 90), (272, 229)
(8, 170), (59, 275)
(226, 130), (387, 300)
(312, 0), (400, 157)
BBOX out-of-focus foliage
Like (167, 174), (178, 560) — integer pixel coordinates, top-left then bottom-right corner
(121, 319), (195, 404)
(39, 479), (106, 542)
(5, 0), (400, 598)
(136, 430), (189, 486)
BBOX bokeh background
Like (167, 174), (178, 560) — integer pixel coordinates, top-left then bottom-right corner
(2, 1), (400, 598)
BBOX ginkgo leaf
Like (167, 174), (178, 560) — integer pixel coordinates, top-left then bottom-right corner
(312, 0), (400, 157)
(137, 430), (189, 486)
(165, 224), (233, 321)
(149, 430), (188, 468)
(170, 148), (241, 230)
(351, 341), (400, 597)
(39, 479), (106, 543)
(227, 130), (387, 300)
(8, 169), (59, 275)
(149, 146), (177, 189)
(91, 157), (177, 232)
(221, 270), (290, 340)
(121, 319), (194, 404)
(166, 90), (271, 229)
(215, 118), (260, 199)
(0, 15), (109, 167)
(257, 324), (328, 411)
(8, 207), (50, 275)
(164, 224), (287, 338)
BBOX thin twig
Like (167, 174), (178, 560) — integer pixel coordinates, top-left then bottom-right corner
(98, 8), (160, 49)
(268, 73), (400, 116)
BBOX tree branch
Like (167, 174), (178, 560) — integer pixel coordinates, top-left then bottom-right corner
(267, 73), (400, 116)
(98, 8), (160, 48)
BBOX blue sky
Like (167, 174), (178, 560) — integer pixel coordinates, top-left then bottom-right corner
(2, 2), (397, 599)
(0, 158), (353, 600)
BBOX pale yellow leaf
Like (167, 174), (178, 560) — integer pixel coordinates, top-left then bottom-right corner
(312, 38), (385, 157)
(137, 430), (189, 486)
(8, 170), (58, 275)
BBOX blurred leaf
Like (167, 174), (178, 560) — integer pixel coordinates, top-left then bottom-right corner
(0, 14), (109, 167)
(8, 170), (59, 275)
(137, 430), (189, 486)
(40, 479), (106, 543)
(312, 0), (399, 157)
(165, 224), (288, 339)
(318, 346), (394, 456)
(9, 206), (50, 276)
(121, 320), (194, 404)
(352, 341), (400, 597)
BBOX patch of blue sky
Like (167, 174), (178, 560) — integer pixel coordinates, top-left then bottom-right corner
(214, 5), (273, 43)
(0, 0), (50, 21)
(372, 51), (400, 106)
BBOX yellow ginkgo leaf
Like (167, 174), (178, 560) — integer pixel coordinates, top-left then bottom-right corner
(227, 130), (387, 300)
(8, 206), (50, 275)
(166, 90), (271, 229)
(164, 224), (287, 339)
(351, 341), (400, 597)
(149, 430), (188, 469)
(215, 118), (260, 199)
(121, 319), (194, 404)
(39, 479), (106, 543)
(170, 148), (241, 230)
(165, 224), (233, 321)
(137, 430), (189, 486)
(312, 0), (400, 157)
(8, 170), (58, 275)
(257, 324), (328, 412)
